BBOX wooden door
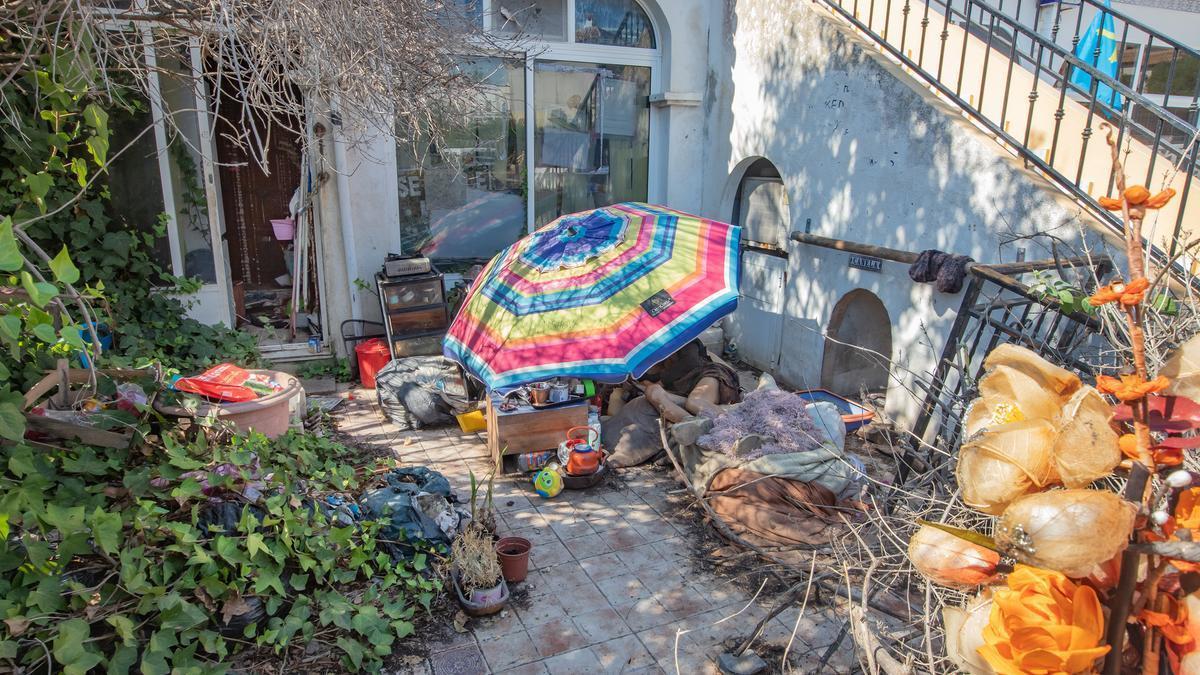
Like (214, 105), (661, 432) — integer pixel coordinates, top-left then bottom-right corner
(213, 99), (302, 290)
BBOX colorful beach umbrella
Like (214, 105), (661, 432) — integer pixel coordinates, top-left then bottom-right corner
(444, 203), (741, 392)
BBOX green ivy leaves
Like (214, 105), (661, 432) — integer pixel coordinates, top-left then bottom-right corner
(0, 431), (433, 673)
(50, 246), (80, 285)
(0, 218), (22, 272)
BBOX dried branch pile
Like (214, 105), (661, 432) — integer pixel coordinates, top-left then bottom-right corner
(0, 0), (520, 163)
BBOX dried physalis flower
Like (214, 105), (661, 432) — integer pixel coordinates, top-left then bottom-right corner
(1088, 277), (1149, 307)
(1095, 373), (1170, 402)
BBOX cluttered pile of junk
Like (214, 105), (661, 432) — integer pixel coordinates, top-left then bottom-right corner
(357, 203), (879, 585)
(23, 359), (307, 450)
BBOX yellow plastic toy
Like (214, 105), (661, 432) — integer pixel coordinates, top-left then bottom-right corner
(533, 466), (563, 499)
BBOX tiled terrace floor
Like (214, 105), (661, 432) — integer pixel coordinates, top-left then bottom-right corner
(334, 391), (855, 674)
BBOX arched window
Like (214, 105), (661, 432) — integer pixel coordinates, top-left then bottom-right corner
(575, 0), (657, 48)
(732, 158), (789, 250)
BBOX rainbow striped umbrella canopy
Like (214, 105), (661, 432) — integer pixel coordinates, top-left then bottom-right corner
(444, 203), (741, 392)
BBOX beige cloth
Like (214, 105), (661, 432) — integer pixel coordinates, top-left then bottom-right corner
(707, 468), (841, 547)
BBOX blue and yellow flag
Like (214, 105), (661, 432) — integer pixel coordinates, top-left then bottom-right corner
(1069, 0), (1124, 110)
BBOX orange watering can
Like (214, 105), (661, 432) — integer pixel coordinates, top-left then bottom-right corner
(560, 426), (603, 476)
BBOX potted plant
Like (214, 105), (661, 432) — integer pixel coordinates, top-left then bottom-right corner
(450, 524), (509, 617)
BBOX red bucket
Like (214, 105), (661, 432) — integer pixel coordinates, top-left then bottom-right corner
(355, 338), (391, 389)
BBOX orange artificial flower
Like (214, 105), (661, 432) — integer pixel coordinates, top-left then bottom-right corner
(1147, 487), (1200, 573)
(1088, 277), (1149, 307)
(1139, 594), (1194, 649)
(1175, 487), (1200, 530)
(978, 565), (1109, 675)
(1095, 373), (1169, 402)
(1098, 186), (1176, 210)
(1118, 433), (1184, 466)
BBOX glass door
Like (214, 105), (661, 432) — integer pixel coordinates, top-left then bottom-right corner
(532, 60), (651, 228)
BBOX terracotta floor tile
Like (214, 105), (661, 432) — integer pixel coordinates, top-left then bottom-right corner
(620, 596), (675, 632)
(578, 551), (626, 582)
(597, 525), (649, 551)
(562, 533), (611, 560)
(514, 593), (568, 628)
(570, 607), (631, 643)
(539, 646), (605, 674)
(528, 539), (573, 570)
(478, 630), (540, 671)
(590, 634), (657, 674)
(595, 574), (652, 611)
(614, 543), (665, 570)
(495, 661), (549, 675)
(527, 616), (591, 658)
(471, 610), (526, 640)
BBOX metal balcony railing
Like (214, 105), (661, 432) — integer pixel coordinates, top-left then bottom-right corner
(817, 0), (1200, 265)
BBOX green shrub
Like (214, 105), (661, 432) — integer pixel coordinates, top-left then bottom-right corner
(0, 428), (438, 673)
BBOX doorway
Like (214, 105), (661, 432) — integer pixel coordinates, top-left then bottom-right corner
(213, 84), (322, 351)
(820, 289), (892, 398)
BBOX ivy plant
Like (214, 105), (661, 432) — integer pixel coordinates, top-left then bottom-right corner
(0, 428), (439, 673)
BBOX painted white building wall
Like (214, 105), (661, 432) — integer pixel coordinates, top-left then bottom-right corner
(696, 0), (1118, 424)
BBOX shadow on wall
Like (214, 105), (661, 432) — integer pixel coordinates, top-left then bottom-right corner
(820, 289), (892, 397)
(705, 0), (1116, 420)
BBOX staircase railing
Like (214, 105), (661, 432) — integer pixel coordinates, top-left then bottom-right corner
(817, 0), (1199, 266)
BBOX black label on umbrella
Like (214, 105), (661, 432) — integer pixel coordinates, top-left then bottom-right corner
(641, 290), (676, 317)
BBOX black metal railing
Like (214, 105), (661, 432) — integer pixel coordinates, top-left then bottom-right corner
(791, 233), (1115, 476)
(909, 257), (1115, 461)
(819, 0), (1199, 262)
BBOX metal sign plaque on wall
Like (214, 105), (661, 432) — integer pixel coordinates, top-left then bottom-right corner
(848, 254), (883, 272)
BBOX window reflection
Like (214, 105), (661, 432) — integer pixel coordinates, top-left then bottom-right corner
(575, 0), (655, 48)
(495, 0), (567, 41)
(396, 58), (527, 264)
(105, 98), (172, 277)
(533, 61), (650, 228)
(160, 50), (218, 283)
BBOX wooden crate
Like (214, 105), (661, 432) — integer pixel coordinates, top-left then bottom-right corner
(485, 397), (588, 473)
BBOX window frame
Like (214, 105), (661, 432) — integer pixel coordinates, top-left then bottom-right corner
(476, 0), (660, 55)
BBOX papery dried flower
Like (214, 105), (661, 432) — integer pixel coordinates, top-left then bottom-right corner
(697, 388), (825, 460)
(1118, 432), (1183, 466)
(1095, 373), (1169, 401)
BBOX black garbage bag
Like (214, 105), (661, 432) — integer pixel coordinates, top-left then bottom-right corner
(374, 356), (471, 431)
(197, 501), (266, 537)
(359, 467), (465, 559)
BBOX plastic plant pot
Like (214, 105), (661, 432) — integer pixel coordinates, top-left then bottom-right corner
(494, 536), (532, 583)
(452, 571), (509, 617)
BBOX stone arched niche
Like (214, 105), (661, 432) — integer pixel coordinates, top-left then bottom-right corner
(820, 289), (892, 399)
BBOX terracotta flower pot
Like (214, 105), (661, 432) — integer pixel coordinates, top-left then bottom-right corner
(494, 536), (532, 583)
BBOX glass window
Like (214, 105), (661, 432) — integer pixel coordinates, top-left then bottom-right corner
(396, 58), (527, 264)
(105, 98), (172, 274)
(495, 0), (567, 41)
(159, 49), (218, 283)
(575, 0), (656, 48)
(533, 60), (650, 228)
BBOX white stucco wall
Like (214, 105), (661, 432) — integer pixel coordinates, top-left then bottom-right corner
(696, 0), (1117, 425)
